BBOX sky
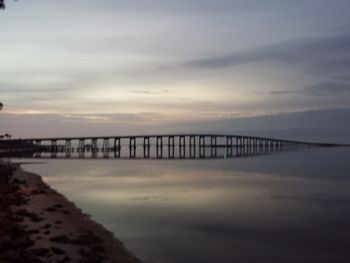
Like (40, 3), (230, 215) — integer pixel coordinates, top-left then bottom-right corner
(1, 0), (350, 140)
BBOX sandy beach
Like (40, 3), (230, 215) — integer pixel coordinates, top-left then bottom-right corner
(0, 161), (140, 263)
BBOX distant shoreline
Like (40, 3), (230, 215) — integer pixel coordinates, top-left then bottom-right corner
(0, 162), (140, 263)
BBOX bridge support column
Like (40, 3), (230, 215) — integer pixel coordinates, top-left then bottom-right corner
(156, 144), (163, 159)
(51, 140), (57, 152)
(156, 136), (163, 158)
(65, 140), (71, 158)
(211, 136), (217, 147)
(33, 140), (42, 157)
(49, 140), (57, 158)
(114, 138), (121, 158)
(78, 139), (85, 152)
(190, 136), (196, 148)
(168, 136), (174, 148)
(180, 136), (186, 148)
(144, 143), (150, 158)
(129, 137), (136, 148)
(242, 137), (246, 148)
(65, 139), (72, 152)
(224, 136), (232, 157)
(143, 137), (149, 158)
(179, 136), (186, 158)
(103, 138), (109, 158)
(129, 137), (136, 158)
(144, 137), (150, 149)
(189, 136), (196, 159)
(35, 140), (41, 147)
(226, 136), (233, 147)
(103, 138), (110, 151)
(235, 137), (241, 156)
(91, 139), (98, 152)
(156, 136), (163, 148)
(199, 136), (205, 158)
(199, 136), (205, 147)
(211, 136), (217, 157)
(168, 144), (174, 159)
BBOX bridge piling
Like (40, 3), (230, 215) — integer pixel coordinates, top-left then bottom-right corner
(180, 136), (186, 148)
(190, 136), (196, 148)
(114, 138), (121, 157)
(156, 136), (163, 148)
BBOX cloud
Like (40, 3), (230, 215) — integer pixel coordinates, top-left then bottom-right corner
(270, 81), (350, 97)
(304, 81), (350, 96)
(128, 89), (170, 95)
(182, 34), (350, 76)
(270, 193), (350, 209)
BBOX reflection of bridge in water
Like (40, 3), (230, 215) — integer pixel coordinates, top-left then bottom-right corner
(1, 134), (344, 160)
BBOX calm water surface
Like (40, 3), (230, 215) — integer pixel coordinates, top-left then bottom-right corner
(16, 147), (350, 263)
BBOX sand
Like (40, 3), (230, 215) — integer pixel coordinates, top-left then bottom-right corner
(0, 162), (140, 263)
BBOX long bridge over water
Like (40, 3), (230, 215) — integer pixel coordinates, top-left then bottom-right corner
(0, 134), (345, 160)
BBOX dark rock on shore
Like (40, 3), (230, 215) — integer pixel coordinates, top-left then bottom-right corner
(50, 235), (70, 244)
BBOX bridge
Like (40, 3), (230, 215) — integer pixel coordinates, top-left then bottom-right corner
(0, 134), (345, 159)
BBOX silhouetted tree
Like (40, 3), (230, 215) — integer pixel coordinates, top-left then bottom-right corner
(0, 0), (17, 9)
(0, 102), (3, 110)
(0, 0), (5, 9)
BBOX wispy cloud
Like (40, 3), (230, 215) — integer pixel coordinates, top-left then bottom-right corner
(271, 81), (350, 97)
(128, 89), (170, 95)
(182, 34), (350, 76)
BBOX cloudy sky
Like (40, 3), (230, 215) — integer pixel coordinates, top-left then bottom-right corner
(1, 0), (350, 139)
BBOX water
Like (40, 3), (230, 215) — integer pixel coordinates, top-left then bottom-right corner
(13, 147), (350, 263)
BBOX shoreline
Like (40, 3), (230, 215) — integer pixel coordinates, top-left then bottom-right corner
(0, 162), (140, 263)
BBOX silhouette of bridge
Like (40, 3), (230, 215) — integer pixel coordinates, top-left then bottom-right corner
(1, 134), (344, 159)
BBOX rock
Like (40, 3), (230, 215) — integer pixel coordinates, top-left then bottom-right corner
(27, 229), (40, 234)
(12, 216), (24, 223)
(59, 256), (72, 263)
(30, 215), (43, 223)
(14, 209), (43, 222)
(46, 207), (57, 212)
(12, 236), (34, 249)
(30, 189), (46, 195)
(70, 232), (102, 246)
(30, 247), (50, 257)
(50, 246), (66, 255)
(91, 245), (105, 253)
(78, 247), (88, 256)
(0, 236), (12, 253)
(50, 235), (70, 243)
(14, 209), (29, 217)
(12, 178), (26, 185)
(0, 250), (20, 262)
(19, 250), (45, 263)
(42, 223), (51, 229)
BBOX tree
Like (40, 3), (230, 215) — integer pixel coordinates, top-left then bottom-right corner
(0, 0), (17, 9)
(0, 102), (3, 110)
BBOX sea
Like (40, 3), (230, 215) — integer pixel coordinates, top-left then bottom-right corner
(12, 146), (350, 263)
